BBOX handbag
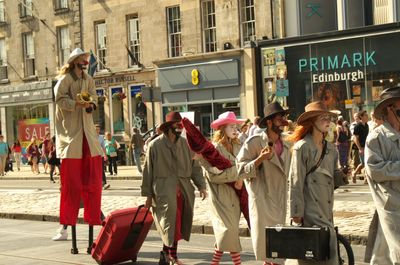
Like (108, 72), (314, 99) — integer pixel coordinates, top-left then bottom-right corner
(109, 151), (118, 158)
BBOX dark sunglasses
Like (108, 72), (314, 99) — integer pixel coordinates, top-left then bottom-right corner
(391, 106), (400, 117)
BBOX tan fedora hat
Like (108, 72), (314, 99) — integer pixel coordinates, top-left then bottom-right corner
(67, 48), (90, 64)
(374, 86), (400, 119)
(297, 101), (337, 126)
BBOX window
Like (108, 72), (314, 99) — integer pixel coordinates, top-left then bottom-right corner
(95, 22), (107, 71)
(166, 6), (182, 57)
(127, 16), (141, 67)
(57, 26), (70, 66)
(54, 0), (68, 10)
(0, 0), (5, 22)
(0, 38), (7, 80)
(240, 0), (256, 44)
(201, 0), (217, 52)
(19, 0), (33, 18)
(22, 32), (35, 77)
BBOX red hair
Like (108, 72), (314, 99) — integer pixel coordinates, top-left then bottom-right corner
(287, 119), (314, 143)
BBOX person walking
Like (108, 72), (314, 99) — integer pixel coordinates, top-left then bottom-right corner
(104, 132), (118, 176)
(288, 101), (342, 265)
(237, 102), (291, 265)
(53, 48), (103, 243)
(0, 135), (8, 176)
(364, 87), (400, 265)
(11, 139), (22, 171)
(41, 133), (51, 174)
(336, 116), (351, 174)
(95, 125), (109, 190)
(48, 136), (61, 183)
(352, 110), (369, 183)
(197, 111), (247, 265)
(26, 136), (41, 175)
(131, 127), (144, 174)
(248, 116), (261, 137)
(141, 111), (207, 265)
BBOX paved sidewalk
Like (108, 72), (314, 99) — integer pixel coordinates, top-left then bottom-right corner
(0, 165), (374, 245)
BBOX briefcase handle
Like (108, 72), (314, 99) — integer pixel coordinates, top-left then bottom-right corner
(130, 204), (151, 228)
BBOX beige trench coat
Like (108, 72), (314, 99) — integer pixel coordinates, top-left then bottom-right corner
(199, 142), (246, 252)
(365, 122), (400, 264)
(236, 132), (291, 261)
(54, 71), (102, 159)
(141, 134), (206, 246)
(289, 134), (338, 265)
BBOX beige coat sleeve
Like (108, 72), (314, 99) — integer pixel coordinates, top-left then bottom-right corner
(190, 158), (207, 190)
(54, 76), (76, 111)
(289, 145), (307, 218)
(141, 142), (154, 197)
(87, 77), (98, 107)
(236, 140), (259, 180)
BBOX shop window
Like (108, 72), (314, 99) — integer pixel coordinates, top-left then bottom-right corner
(166, 6), (182, 57)
(162, 105), (187, 120)
(57, 26), (70, 67)
(95, 21), (107, 71)
(0, 0), (5, 23)
(201, 0), (217, 52)
(22, 32), (35, 77)
(0, 38), (7, 81)
(127, 15), (141, 67)
(130, 85), (147, 132)
(188, 104), (212, 138)
(110, 87), (125, 134)
(93, 88), (105, 132)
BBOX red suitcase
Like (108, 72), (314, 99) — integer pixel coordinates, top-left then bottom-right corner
(91, 205), (153, 265)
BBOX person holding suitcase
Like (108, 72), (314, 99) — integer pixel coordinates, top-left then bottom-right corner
(288, 101), (343, 265)
(141, 111), (207, 265)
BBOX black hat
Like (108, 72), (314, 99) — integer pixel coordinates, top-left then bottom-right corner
(374, 87), (400, 119)
(259, 101), (290, 128)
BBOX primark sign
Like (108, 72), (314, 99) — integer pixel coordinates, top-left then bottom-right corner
(298, 51), (377, 83)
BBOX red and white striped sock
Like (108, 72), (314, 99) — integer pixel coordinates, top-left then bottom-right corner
(230, 252), (241, 265)
(211, 247), (223, 265)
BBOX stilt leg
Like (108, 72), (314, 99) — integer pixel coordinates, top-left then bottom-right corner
(71, 225), (79, 254)
(87, 225), (93, 254)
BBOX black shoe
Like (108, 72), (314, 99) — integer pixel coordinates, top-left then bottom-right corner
(159, 251), (169, 265)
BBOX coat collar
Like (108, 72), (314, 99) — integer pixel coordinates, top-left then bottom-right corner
(381, 122), (400, 142)
(70, 70), (87, 81)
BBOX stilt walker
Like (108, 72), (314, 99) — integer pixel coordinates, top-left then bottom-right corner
(54, 48), (103, 254)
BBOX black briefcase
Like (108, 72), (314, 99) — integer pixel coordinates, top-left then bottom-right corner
(265, 226), (330, 261)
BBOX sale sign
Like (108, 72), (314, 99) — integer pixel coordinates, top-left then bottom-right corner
(18, 118), (50, 144)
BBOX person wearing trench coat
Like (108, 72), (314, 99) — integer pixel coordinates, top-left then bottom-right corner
(141, 111), (207, 265)
(54, 48), (103, 228)
(237, 102), (291, 264)
(288, 101), (340, 265)
(364, 86), (400, 265)
(197, 111), (247, 265)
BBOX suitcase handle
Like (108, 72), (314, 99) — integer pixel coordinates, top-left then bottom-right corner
(130, 204), (151, 228)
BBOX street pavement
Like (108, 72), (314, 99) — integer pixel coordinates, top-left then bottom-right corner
(0, 165), (374, 264)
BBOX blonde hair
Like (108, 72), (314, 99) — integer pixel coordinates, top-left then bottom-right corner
(212, 125), (240, 152)
(56, 63), (74, 79)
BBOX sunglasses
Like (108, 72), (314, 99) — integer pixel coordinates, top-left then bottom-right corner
(318, 114), (332, 122)
(391, 106), (400, 117)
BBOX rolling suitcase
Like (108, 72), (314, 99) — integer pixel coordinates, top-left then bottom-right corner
(265, 226), (330, 261)
(91, 205), (153, 265)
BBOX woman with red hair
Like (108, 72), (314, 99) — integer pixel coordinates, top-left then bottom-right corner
(288, 101), (342, 265)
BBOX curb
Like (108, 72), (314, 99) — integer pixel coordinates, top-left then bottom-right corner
(0, 212), (367, 245)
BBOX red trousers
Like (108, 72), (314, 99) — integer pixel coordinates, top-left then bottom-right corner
(59, 135), (102, 225)
(174, 186), (183, 241)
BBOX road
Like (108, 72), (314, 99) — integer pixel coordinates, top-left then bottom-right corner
(0, 219), (368, 265)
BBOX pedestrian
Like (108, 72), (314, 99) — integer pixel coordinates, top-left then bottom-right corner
(95, 124), (109, 190)
(349, 112), (361, 175)
(351, 110), (369, 184)
(248, 116), (261, 137)
(131, 127), (144, 174)
(41, 133), (51, 174)
(26, 136), (40, 175)
(53, 48), (103, 238)
(288, 101), (342, 265)
(238, 119), (250, 144)
(11, 139), (22, 171)
(336, 116), (351, 174)
(364, 86), (400, 265)
(141, 111), (207, 265)
(144, 125), (161, 153)
(48, 136), (60, 183)
(104, 132), (119, 176)
(0, 135), (8, 176)
(197, 111), (247, 265)
(237, 101), (292, 265)
(325, 111), (339, 143)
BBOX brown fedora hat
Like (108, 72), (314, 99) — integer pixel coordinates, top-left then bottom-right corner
(259, 101), (290, 128)
(160, 111), (183, 131)
(297, 101), (337, 126)
(374, 86), (400, 119)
